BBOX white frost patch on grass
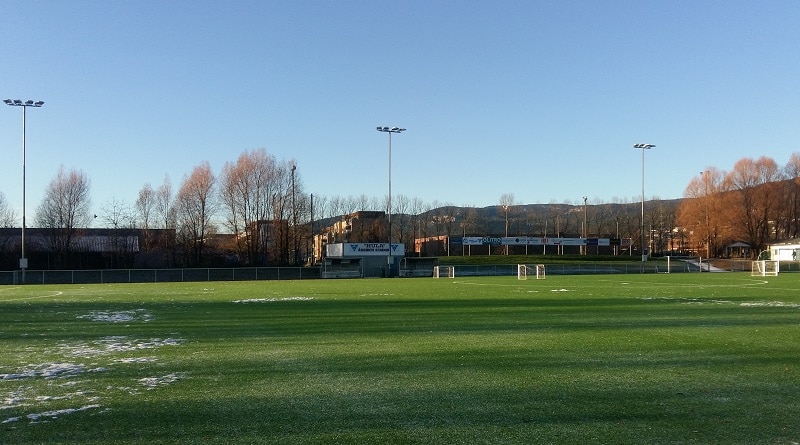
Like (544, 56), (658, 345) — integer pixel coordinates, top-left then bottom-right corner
(233, 296), (314, 303)
(77, 309), (153, 323)
(1, 389), (29, 410)
(59, 336), (183, 358)
(640, 297), (796, 307)
(2, 334), (185, 425)
(741, 301), (800, 309)
(35, 391), (93, 402)
(679, 298), (734, 305)
(113, 357), (157, 364)
(640, 297), (734, 305)
(2, 404), (102, 423)
(138, 373), (186, 390)
(1, 363), (104, 381)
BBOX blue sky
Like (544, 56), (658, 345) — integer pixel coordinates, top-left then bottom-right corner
(2, 1), (799, 226)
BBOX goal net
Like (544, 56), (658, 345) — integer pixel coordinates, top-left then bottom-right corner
(433, 265), (455, 278)
(751, 260), (779, 277)
(518, 264), (545, 280)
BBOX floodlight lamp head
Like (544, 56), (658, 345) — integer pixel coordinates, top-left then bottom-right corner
(633, 143), (655, 149)
(25, 100), (34, 105)
(377, 126), (405, 133)
(35, 101), (44, 106)
(13, 99), (23, 105)
(3, 99), (13, 105)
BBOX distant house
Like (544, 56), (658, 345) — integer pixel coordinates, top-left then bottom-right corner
(724, 241), (751, 258)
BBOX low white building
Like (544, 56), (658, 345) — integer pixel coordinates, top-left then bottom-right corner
(768, 238), (800, 261)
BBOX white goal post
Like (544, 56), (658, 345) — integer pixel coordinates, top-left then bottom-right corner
(518, 264), (545, 280)
(751, 260), (779, 277)
(433, 265), (455, 278)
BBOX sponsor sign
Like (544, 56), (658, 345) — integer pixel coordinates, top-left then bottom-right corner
(460, 237), (612, 246)
(326, 243), (405, 257)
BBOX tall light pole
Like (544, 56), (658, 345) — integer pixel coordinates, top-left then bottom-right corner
(291, 164), (297, 265)
(4, 99), (44, 283)
(634, 143), (655, 262)
(701, 170), (711, 259)
(582, 196), (588, 255)
(376, 126), (405, 277)
(503, 204), (509, 255)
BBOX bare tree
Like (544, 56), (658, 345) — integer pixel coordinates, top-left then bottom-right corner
(155, 176), (175, 230)
(0, 191), (15, 228)
(136, 184), (155, 230)
(135, 183), (156, 254)
(721, 156), (783, 255)
(152, 176), (177, 266)
(0, 191), (17, 268)
(392, 194), (412, 247)
(781, 152), (800, 238)
(98, 198), (136, 268)
(175, 162), (217, 266)
(499, 194), (513, 232)
(219, 149), (279, 265)
(677, 167), (725, 256)
(499, 193), (515, 254)
(34, 166), (92, 267)
(648, 199), (677, 255)
(99, 198), (135, 229)
(270, 160), (294, 264)
(438, 203), (459, 256)
(356, 194), (372, 212)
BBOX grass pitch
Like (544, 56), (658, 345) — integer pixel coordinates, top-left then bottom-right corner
(1, 273), (799, 444)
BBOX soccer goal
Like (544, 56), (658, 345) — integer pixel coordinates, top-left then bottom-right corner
(751, 260), (779, 277)
(433, 265), (455, 278)
(518, 264), (545, 280)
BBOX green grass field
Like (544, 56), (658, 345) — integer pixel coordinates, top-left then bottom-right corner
(2, 273), (799, 444)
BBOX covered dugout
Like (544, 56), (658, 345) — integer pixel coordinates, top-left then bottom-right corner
(324, 243), (406, 278)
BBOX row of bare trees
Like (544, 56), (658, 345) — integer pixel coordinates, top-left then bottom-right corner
(3, 151), (798, 268)
(131, 150), (307, 266)
(676, 153), (800, 257)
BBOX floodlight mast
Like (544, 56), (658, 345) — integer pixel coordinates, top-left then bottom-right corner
(4, 99), (45, 284)
(633, 143), (655, 262)
(376, 126), (405, 277)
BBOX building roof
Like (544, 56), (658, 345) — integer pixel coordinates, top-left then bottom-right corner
(769, 238), (800, 246)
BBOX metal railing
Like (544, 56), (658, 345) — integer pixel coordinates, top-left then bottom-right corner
(2, 259), (794, 285)
(0, 266), (320, 285)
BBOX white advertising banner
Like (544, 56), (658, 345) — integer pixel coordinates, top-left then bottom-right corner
(461, 237), (611, 246)
(326, 243), (405, 257)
